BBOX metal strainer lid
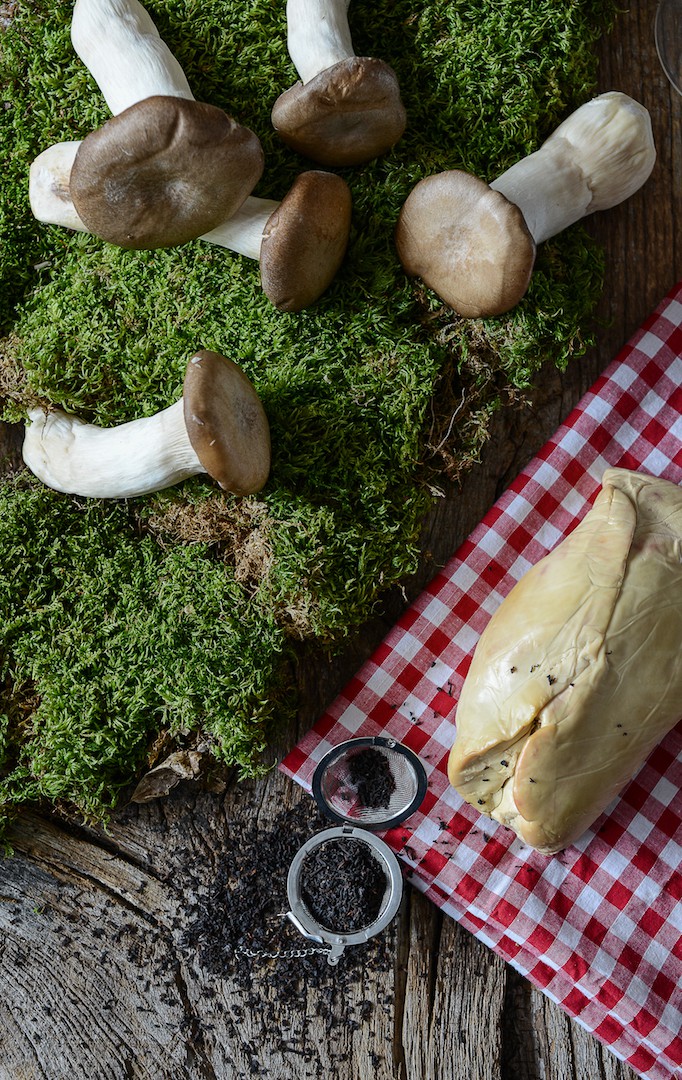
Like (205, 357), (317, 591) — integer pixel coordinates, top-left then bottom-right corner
(311, 736), (428, 830)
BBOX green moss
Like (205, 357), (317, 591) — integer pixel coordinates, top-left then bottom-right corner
(0, 475), (290, 824)
(0, 0), (617, 829)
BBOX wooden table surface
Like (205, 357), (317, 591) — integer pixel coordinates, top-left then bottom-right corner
(1, 3), (681, 1078)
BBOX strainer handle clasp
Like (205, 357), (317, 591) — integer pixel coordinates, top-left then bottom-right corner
(286, 910), (346, 965)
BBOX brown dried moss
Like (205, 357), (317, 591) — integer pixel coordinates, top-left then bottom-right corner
(141, 496), (275, 591)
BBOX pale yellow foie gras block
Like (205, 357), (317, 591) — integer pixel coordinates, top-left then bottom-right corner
(448, 468), (682, 854)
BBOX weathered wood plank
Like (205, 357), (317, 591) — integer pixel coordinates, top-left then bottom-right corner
(423, 907), (507, 1080)
(0, 828), (191, 1078)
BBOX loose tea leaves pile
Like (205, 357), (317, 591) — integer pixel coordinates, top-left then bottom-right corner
(299, 838), (387, 933)
(347, 748), (396, 810)
(184, 798), (394, 1009)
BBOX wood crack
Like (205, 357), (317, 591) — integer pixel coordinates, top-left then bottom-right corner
(391, 890), (411, 1080)
(170, 959), (218, 1080)
(7, 815), (175, 931)
(425, 908), (443, 1037)
(61, 861), (170, 930)
(59, 818), (170, 885)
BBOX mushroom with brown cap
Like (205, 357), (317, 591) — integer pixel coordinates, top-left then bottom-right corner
(271, 0), (406, 166)
(395, 92), (657, 319)
(203, 171), (352, 311)
(29, 147), (352, 312)
(22, 351), (271, 499)
(62, 0), (265, 249)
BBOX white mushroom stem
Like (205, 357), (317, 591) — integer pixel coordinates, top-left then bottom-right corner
(29, 142), (280, 260)
(29, 142), (87, 233)
(489, 92), (656, 245)
(202, 199), (280, 259)
(285, 0), (355, 84)
(71, 0), (193, 115)
(23, 402), (204, 499)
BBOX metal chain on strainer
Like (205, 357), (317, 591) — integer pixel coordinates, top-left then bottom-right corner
(234, 945), (331, 961)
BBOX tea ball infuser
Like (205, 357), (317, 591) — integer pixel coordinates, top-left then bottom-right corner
(285, 736), (428, 965)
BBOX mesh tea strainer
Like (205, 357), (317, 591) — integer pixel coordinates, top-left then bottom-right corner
(285, 736), (427, 965)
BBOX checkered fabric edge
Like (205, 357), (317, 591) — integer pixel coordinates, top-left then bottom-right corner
(281, 282), (682, 1080)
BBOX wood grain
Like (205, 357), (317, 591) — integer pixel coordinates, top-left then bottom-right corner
(1, 1), (680, 1077)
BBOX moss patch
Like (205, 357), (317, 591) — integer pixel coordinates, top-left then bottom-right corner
(0, 474), (290, 825)
(0, 0), (616, 830)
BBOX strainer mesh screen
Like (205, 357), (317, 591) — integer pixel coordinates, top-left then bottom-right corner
(318, 745), (420, 826)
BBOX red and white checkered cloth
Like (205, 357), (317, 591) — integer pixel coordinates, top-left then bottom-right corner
(281, 283), (682, 1080)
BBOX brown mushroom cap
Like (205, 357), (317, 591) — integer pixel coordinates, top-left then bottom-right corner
(70, 96), (264, 250)
(271, 57), (406, 167)
(183, 350), (270, 495)
(395, 170), (537, 318)
(259, 171), (352, 312)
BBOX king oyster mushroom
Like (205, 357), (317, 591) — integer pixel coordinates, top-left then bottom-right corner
(22, 351), (271, 499)
(448, 468), (682, 854)
(396, 92), (656, 318)
(64, 0), (264, 250)
(201, 171), (352, 311)
(29, 0), (352, 308)
(271, 0), (407, 166)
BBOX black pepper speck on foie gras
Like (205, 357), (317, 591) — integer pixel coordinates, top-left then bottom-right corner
(448, 468), (682, 854)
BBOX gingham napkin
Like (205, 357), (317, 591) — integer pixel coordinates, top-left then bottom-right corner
(280, 282), (682, 1080)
